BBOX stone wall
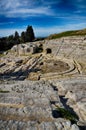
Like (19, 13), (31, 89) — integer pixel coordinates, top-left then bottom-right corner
(43, 36), (86, 58)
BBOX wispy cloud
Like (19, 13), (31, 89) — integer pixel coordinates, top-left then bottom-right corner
(0, 0), (86, 18)
(0, 0), (86, 37)
(0, 0), (54, 18)
(0, 22), (14, 25)
(4, 7), (53, 18)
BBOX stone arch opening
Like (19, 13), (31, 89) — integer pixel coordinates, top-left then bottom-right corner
(46, 48), (52, 54)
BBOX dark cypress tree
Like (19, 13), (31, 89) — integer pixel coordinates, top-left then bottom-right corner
(7, 35), (15, 48)
(25, 25), (35, 42)
(0, 37), (7, 51)
(21, 31), (26, 43)
(14, 31), (20, 44)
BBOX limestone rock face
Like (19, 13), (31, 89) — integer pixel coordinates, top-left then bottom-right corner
(56, 78), (86, 126)
(71, 124), (80, 130)
(43, 36), (86, 65)
(76, 102), (86, 123)
(11, 43), (37, 55)
(0, 36), (86, 129)
(0, 80), (80, 130)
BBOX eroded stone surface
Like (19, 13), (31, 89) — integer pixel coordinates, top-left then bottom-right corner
(0, 36), (86, 129)
(0, 80), (81, 130)
(54, 78), (86, 125)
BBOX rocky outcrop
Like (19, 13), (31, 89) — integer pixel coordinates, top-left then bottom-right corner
(43, 36), (86, 60)
(55, 78), (86, 126)
(0, 80), (80, 130)
(0, 36), (86, 129)
(11, 43), (37, 55)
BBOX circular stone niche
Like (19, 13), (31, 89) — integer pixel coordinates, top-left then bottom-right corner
(39, 59), (70, 74)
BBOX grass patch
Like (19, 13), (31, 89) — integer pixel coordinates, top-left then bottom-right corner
(0, 89), (9, 93)
(48, 29), (86, 39)
(0, 53), (4, 57)
(56, 107), (78, 123)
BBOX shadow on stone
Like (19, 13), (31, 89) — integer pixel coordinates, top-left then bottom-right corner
(59, 96), (79, 124)
(52, 109), (61, 118)
(79, 126), (86, 130)
(51, 84), (58, 91)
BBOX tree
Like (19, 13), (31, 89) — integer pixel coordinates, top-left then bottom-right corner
(0, 25), (35, 51)
(7, 35), (14, 48)
(25, 26), (35, 42)
(14, 31), (20, 44)
(21, 31), (26, 43)
(0, 37), (7, 51)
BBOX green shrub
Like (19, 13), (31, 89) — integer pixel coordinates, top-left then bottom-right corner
(56, 107), (78, 123)
(0, 89), (9, 93)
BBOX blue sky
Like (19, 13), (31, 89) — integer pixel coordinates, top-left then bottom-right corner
(0, 0), (86, 37)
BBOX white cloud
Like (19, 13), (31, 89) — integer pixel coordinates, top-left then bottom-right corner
(0, 0), (86, 18)
(0, 22), (14, 25)
(5, 7), (53, 18)
(0, 0), (54, 18)
(0, 0), (20, 10)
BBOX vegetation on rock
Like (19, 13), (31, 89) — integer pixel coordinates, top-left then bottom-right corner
(0, 89), (9, 93)
(48, 28), (86, 39)
(56, 106), (78, 123)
